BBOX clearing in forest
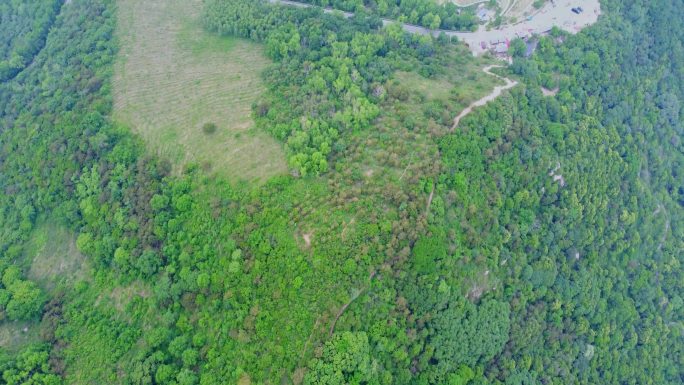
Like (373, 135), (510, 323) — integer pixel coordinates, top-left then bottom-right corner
(394, 50), (503, 108)
(113, 0), (288, 183)
(0, 320), (40, 353)
(0, 220), (86, 352)
(451, 65), (518, 129)
(395, 66), (501, 104)
(22, 220), (90, 292)
(342, 50), (505, 185)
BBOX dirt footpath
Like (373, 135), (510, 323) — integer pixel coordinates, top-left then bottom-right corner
(451, 65), (518, 129)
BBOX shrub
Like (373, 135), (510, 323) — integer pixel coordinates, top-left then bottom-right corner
(202, 122), (217, 134)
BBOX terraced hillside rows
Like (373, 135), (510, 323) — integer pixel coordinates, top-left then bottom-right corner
(113, 0), (287, 183)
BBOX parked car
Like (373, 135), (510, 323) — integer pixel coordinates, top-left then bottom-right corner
(571, 7), (580, 14)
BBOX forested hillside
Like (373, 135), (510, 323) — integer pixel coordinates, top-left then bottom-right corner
(0, 0), (62, 82)
(289, 0), (479, 31)
(0, 0), (681, 384)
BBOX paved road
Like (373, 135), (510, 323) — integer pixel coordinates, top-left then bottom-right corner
(268, 0), (601, 56)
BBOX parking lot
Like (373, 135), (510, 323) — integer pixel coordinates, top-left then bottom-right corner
(452, 0), (602, 55)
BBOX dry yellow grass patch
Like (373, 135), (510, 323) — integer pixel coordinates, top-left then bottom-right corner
(113, 0), (287, 183)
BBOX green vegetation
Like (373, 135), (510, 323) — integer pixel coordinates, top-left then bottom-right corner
(201, 122), (217, 135)
(0, 0), (62, 82)
(0, 266), (45, 322)
(0, 344), (61, 385)
(0, 0), (682, 384)
(113, 0), (287, 182)
(292, 0), (479, 31)
(204, 0), (465, 176)
(23, 220), (89, 293)
(0, 321), (41, 354)
(395, 70), (456, 100)
(394, 48), (502, 105)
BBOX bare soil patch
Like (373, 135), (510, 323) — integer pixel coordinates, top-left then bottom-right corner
(303, 233), (312, 248)
(542, 86), (559, 96)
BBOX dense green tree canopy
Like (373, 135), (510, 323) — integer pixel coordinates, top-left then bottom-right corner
(292, 0), (479, 31)
(0, 0), (681, 384)
(0, 0), (62, 82)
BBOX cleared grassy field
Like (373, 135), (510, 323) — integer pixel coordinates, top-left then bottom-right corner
(23, 220), (89, 292)
(394, 50), (503, 106)
(0, 320), (40, 352)
(113, 0), (288, 183)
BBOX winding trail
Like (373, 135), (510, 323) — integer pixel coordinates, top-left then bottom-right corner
(654, 203), (670, 252)
(329, 271), (377, 336)
(426, 182), (436, 216)
(451, 65), (518, 129)
(268, 2), (520, 130)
